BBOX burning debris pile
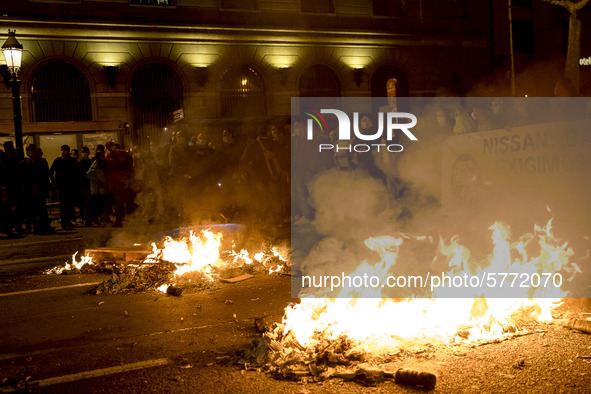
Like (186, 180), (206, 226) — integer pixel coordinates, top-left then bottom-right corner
(243, 319), (437, 388)
(241, 218), (583, 387)
(92, 262), (178, 295)
(45, 252), (100, 275)
(46, 229), (290, 295)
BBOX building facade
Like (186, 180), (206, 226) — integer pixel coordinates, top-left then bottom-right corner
(0, 0), (492, 155)
(491, 0), (591, 97)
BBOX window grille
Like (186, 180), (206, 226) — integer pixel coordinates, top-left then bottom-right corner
(131, 62), (183, 143)
(30, 61), (92, 122)
(299, 64), (341, 97)
(220, 64), (266, 118)
(298, 64), (341, 115)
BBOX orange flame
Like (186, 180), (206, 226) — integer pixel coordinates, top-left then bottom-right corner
(156, 230), (223, 279)
(283, 219), (577, 350)
(45, 252), (94, 274)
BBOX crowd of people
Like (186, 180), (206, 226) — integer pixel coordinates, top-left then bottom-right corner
(2, 80), (590, 238)
(423, 96), (591, 137)
(0, 123), (292, 238)
(290, 92), (591, 222)
(0, 140), (138, 237)
(134, 125), (290, 227)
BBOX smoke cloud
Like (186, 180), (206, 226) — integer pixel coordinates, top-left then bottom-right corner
(293, 97), (591, 298)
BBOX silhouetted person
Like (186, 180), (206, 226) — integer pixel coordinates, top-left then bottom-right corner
(240, 125), (286, 226)
(350, 114), (387, 185)
(270, 124), (291, 222)
(77, 146), (93, 226)
(24, 145), (53, 234)
(0, 186), (19, 237)
(87, 145), (109, 225)
(490, 98), (511, 129)
(105, 142), (134, 227)
(472, 104), (496, 132)
(212, 129), (245, 220)
(185, 133), (217, 220)
(0, 141), (25, 234)
(49, 145), (79, 230)
(434, 108), (454, 135)
(452, 106), (476, 134)
(167, 131), (194, 220)
(136, 141), (168, 223)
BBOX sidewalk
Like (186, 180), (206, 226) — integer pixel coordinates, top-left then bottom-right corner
(0, 218), (180, 276)
(0, 214), (289, 276)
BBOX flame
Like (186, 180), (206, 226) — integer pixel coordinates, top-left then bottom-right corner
(47, 228), (291, 291)
(266, 247), (288, 274)
(229, 249), (254, 265)
(158, 230), (223, 279)
(272, 247), (288, 261)
(45, 252), (94, 274)
(282, 219), (578, 352)
(269, 265), (284, 274)
(146, 230), (290, 279)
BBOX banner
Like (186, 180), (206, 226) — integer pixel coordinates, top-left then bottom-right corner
(442, 119), (591, 232)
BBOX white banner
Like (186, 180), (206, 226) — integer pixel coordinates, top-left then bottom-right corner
(442, 119), (591, 231)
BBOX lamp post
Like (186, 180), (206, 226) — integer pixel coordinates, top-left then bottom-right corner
(2, 30), (24, 150)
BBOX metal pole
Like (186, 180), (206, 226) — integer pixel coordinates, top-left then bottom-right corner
(10, 76), (23, 149)
(508, 0), (516, 96)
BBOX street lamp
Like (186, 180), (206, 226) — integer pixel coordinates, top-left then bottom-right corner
(2, 30), (24, 150)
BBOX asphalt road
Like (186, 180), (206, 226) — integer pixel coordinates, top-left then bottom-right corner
(0, 221), (303, 393)
(0, 268), (296, 393)
(1, 223), (591, 393)
(0, 226), (111, 277)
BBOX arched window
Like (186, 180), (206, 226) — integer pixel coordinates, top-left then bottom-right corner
(131, 63), (183, 142)
(299, 64), (341, 97)
(30, 61), (92, 122)
(220, 64), (266, 118)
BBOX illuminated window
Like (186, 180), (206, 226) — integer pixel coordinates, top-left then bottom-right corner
(131, 63), (183, 142)
(301, 0), (333, 13)
(221, 0), (257, 10)
(31, 61), (91, 122)
(220, 64), (266, 118)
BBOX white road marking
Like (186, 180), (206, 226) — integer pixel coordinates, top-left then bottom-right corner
(149, 324), (212, 336)
(0, 237), (83, 249)
(0, 282), (101, 297)
(0, 323), (221, 362)
(0, 254), (72, 267)
(0, 358), (170, 391)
